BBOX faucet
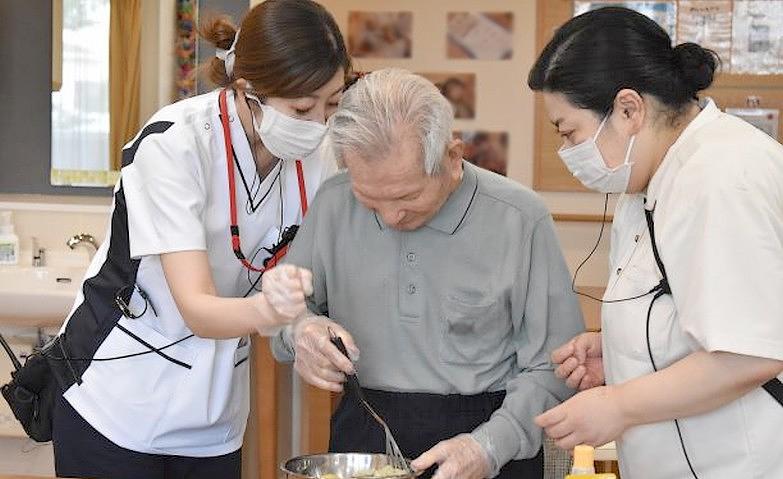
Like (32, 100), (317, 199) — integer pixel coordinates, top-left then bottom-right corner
(32, 236), (46, 267)
(67, 233), (99, 257)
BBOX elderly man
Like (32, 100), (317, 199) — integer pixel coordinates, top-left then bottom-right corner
(269, 69), (583, 479)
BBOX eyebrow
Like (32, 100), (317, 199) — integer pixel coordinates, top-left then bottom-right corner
(356, 185), (419, 200)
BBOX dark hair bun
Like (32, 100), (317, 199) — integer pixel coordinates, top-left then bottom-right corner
(673, 42), (719, 94)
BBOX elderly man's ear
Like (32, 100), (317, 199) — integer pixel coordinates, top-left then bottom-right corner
(445, 138), (465, 175)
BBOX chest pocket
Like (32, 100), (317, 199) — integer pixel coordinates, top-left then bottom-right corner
(439, 294), (510, 366)
(604, 261), (686, 365)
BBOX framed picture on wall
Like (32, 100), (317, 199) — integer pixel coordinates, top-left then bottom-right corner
(348, 11), (413, 59)
(454, 131), (509, 176)
(573, 1), (677, 40)
(420, 72), (476, 119)
(447, 12), (514, 60)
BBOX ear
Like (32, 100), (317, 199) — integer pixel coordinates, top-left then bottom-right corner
(612, 89), (646, 135)
(446, 138), (464, 166)
(442, 138), (464, 179)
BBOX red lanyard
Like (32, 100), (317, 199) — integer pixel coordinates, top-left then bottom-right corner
(218, 88), (308, 272)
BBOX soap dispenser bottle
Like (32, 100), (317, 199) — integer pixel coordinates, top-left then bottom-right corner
(0, 211), (20, 265)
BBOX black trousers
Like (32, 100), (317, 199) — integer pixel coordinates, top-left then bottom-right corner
(52, 394), (241, 479)
(329, 389), (543, 479)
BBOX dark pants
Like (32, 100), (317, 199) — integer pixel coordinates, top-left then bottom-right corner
(329, 389), (543, 479)
(52, 395), (241, 479)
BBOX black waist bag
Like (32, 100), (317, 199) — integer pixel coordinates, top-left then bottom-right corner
(1, 334), (62, 442)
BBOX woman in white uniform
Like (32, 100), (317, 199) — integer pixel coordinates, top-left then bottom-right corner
(49, 1), (350, 478)
(528, 7), (783, 479)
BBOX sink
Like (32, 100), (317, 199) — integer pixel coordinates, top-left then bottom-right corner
(0, 265), (86, 326)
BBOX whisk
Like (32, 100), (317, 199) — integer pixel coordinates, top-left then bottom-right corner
(328, 328), (412, 474)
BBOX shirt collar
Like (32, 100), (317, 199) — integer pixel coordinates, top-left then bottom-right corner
(220, 89), (265, 202)
(425, 160), (479, 235)
(646, 98), (720, 206)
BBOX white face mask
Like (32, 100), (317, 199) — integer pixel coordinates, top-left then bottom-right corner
(246, 93), (327, 161)
(558, 114), (636, 193)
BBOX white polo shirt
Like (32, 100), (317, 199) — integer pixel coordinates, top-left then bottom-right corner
(59, 89), (336, 457)
(603, 100), (783, 478)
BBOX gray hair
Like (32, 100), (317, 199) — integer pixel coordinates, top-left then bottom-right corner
(323, 68), (454, 175)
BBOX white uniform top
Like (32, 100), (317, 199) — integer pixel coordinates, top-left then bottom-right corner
(603, 99), (783, 479)
(59, 89), (336, 457)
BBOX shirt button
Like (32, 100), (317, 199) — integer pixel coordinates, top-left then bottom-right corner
(406, 252), (416, 263)
(616, 268), (623, 275)
(407, 283), (416, 295)
(634, 235), (640, 243)
(204, 123), (211, 130)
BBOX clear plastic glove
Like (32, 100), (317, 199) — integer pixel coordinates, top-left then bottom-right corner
(535, 385), (628, 450)
(552, 332), (604, 390)
(292, 316), (359, 393)
(411, 434), (492, 479)
(261, 264), (313, 320)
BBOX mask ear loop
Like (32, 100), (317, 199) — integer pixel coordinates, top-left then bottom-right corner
(593, 113), (610, 141)
(623, 135), (637, 167)
(597, 108), (637, 171)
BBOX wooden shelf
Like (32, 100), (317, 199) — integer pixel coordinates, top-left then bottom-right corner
(553, 213), (613, 223)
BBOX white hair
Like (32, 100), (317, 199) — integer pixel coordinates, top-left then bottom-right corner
(323, 68), (454, 175)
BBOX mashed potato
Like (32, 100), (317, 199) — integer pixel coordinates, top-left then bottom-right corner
(318, 465), (407, 479)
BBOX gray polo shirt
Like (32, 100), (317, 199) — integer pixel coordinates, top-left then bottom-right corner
(272, 161), (583, 467)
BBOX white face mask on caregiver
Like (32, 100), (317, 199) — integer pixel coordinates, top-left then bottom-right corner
(558, 112), (637, 194)
(245, 92), (328, 161)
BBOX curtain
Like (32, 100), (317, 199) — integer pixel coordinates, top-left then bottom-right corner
(109, 0), (141, 171)
(50, 0), (111, 176)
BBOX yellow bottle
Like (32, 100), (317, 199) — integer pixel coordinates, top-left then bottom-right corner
(564, 445), (617, 479)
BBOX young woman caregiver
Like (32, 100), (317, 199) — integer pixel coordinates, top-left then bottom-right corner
(529, 7), (783, 479)
(49, 1), (350, 477)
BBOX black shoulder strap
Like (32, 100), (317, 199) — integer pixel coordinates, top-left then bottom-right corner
(644, 203), (783, 407)
(762, 377), (783, 406)
(644, 206), (671, 295)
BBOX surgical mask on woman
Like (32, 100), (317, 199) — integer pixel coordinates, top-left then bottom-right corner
(246, 92), (327, 161)
(558, 114), (636, 193)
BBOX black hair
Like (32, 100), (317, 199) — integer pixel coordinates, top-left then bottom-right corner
(528, 7), (720, 119)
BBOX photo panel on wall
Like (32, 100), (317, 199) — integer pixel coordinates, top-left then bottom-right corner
(447, 12), (514, 60)
(419, 73), (476, 119)
(348, 11), (413, 59)
(454, 131), (509, 177)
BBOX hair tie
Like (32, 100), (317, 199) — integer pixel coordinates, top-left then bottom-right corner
(215, 30), (240, 78)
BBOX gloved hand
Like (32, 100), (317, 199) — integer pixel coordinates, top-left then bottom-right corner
(411, 434), (492, 479)
(291, 316), (359, 393)
(261, 264), (313, 320)
(552, 332), (604, 390)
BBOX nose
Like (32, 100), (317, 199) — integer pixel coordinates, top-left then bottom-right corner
(379, 208), (406, 228)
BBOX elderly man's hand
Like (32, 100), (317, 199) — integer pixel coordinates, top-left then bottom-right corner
(411, 434), (492, 479)
(292, 316), (359, 393)
(552, 332), (604, 390)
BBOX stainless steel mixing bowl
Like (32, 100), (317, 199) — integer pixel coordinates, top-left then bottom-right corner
(281, 453), (414, 479)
